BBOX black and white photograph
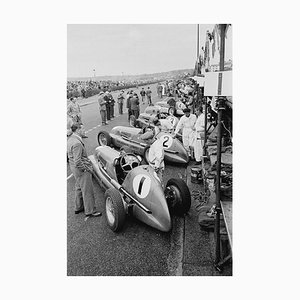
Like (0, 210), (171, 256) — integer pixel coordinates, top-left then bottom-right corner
(67, 24), (232, 276)
(3, 0), (300, 298)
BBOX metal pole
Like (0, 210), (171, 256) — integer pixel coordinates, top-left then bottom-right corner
(215, 24), (226, 267)
(197, 24), (199, 62)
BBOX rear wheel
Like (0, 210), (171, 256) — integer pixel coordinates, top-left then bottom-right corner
(165, 178), (191, 216)
(105, 188), (126, 232)
(97, 131), (111, 146)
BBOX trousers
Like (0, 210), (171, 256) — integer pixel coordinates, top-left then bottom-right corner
(182, 128), (194, 156)
(118, 103), (123, 114)
(194, 137), (204, 162)
(100, 110), (106, 124)
(70, 166), (97, 215)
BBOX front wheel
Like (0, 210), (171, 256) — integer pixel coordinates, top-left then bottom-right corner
(104, 188), (126, 232)
(97, 131), (111, 146)
(165, 178), (191, 216)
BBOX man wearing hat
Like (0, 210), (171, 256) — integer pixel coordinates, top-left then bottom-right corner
(174, 107), (197, 158)
(67, 97), (88, 138)
(98, 91), (107, 125)
(105, 91), (111, 121)
(67, 123), (102, 218)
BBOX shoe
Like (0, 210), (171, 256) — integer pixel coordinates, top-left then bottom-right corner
(82, 135), (88, 138)
(86, 211), (102, 217)
(195, 161), (201, 165)
(102, 123), (108, 125)
(75, 208), (84, 214)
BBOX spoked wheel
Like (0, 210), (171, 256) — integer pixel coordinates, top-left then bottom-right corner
(165, 178), (191, 216)
(105, 188), (126, 232)
(97, 131), (111, 146)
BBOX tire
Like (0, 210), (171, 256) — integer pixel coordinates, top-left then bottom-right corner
(143, 145), (150, 164)
(97, 131), (111, 146)
(104, 188), (126, 232)
(168, 106), (175, 115)
(165, 178), (191, 216)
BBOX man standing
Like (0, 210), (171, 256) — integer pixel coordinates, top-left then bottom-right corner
(105, 91), (111, 121)
(117, 90), (125, 115)
(146, 87), (152, 105)
(67, 124), (102, 218)
(98, 91), (107, 125)
(67, 97), (88, 138)
(140, 88), (146, 104)
(130, 93), (140, 119)
(193, 106), (205, 165)
(126, 91), (132, 122)
(107, 90), (115, 120)
(174, 108), (197, 158)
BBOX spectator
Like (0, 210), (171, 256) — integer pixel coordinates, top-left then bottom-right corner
(67, 97), (88, 138)
(117, 90), (125, 115)
(146, 87), (152, 105)
(108, 90), (115, 120)
(105, 91), (111, 121)
(130, 93), (140, 119)
(140, 88), (146, 104)
(126, 91), (132, 123)
(98, 91), (107, 125)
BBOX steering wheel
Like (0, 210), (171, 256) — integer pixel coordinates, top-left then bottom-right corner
(119, 153), (140, 173)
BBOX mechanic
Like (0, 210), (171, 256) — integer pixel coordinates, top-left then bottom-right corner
(174, 107), (197, 158)
(67, 97), (88, 138)
(148, 120), (165, 183)
(67, 123), (102, 218)
(130, 92), (140, 119)
(193, 106), (205, 165)
(117, 90), (124, 115)
(140, 88), (146, 104)
(98, 91), (107, 125)
(146, 87), (152, 105)
(154, 115), (173, 133)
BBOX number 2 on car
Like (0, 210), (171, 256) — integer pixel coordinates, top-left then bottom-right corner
(161, 134), (173, 149)
(133, 174), (151, 198)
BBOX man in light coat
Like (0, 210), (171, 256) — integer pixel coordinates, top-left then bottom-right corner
(67, 124), (102, 218)
(193, 106), (205, 165)
(98, 91), (107, 125)
(147, 121), (165, 183)
(174, 108), (197, 158)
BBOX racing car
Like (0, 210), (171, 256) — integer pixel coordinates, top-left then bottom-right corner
(155, 97), (187, 116)
(129, 107), (179, 131)
(97, 126), (189, 165)
(89, 146), (191, 232)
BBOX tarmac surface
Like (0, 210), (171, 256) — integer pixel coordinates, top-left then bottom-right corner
(67, 83), (232, 276)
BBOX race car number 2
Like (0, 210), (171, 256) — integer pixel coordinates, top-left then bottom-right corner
(133, 174), (151, 198)
(161, 134), (173, 149)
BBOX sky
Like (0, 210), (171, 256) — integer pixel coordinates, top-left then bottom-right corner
(67, 24), (232, 78)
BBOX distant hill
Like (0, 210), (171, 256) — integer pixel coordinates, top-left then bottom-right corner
(68, 69), (193, 82)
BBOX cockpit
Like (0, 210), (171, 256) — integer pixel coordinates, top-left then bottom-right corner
(114, 149), (142, 184)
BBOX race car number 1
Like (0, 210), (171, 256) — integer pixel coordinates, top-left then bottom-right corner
(161, 134), (173, 149)
(133, 174), (151, 198)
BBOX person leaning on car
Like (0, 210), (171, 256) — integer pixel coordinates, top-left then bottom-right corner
(67, 124), (102, 218)
(148, 120), (165, 183)
(98, 91), (107, 125)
